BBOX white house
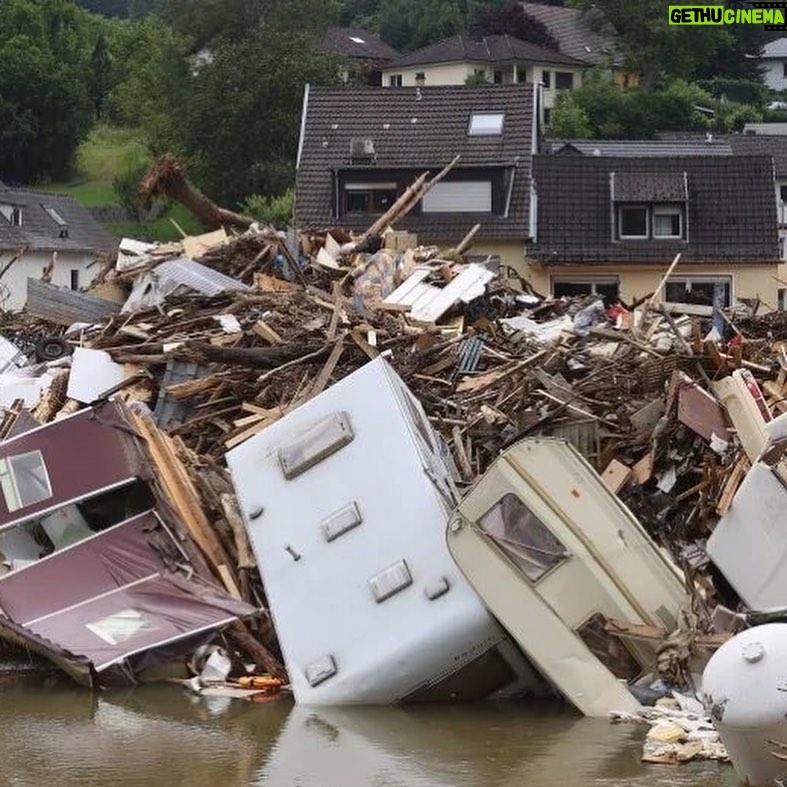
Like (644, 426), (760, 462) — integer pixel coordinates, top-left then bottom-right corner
(381, 34), (586, 119)
(0, 185), (113, 311)
(762, 38), (787, 91)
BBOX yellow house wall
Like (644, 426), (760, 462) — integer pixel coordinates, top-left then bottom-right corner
(519, 261), (784, 310)
(433, 238), (525, 269)
(384, 62), (473, 86)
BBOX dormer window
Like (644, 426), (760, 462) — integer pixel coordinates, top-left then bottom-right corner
(617, 203), (684, 240)
(468, 112), (505, 136)
(0, 204), (22, 226)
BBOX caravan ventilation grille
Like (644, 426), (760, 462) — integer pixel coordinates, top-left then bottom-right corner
(278, 412), (353, 479)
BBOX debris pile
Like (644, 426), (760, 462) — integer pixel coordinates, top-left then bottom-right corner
(0, 216), (786, 710)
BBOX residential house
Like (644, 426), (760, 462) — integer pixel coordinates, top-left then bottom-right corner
(519, 1), (634, 88)
(381, 34), (584, 118)
(0, 185), (113, 311)
(319, 27), (400, 86)
(761, 38), (787, 91)
(527, 154), (782, 309)
(296, 84), (537, 269)
(658, 131), (787, 262)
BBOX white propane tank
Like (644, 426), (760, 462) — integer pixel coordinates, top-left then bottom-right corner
(702, 623), (787, 786)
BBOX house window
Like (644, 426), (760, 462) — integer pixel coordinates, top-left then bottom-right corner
(652, 204), (682, 238)
(576, 613), (642, 682)
(10, 207), (21, 226)
(422, 181), (492, 213)
(0, 450), (52, 512)
(478, 493), (567, 583)
(468, 112), (505, 136)
(618, 205), (648, 238)
(543, 108), (551, 126)
(555, 71), (573, 90)
(542, 70), (551, 88)
(474, 68), (486, 80)
(664, 276), (731, 308)
(388, 74), (402, 87)
(517, 68), (528, 83)
(780, 185), (787, 202)
(415, 72), (425, 86)
(617, 203), (685, 240)
(783, 62), (787, 78)
(343, 182), (397, 214)
(493, 69), (503, 84)
(553, 277), (619, 301)
(70, 270), (79, 290)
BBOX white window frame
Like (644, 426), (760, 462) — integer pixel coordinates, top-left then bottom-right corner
(468, 112), (505, 136)
(551, 276), (620, 298)
(0, 450), (53, 512)
(652, 204), (683, 238)
(618, 204), (649, 239)
(388, 74), (402, 87)
(664, 275), (732, 308)
(555, 71), (574, 90)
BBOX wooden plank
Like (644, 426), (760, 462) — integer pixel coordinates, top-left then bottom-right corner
(252, 321), (283, 344)
(600, 459), (631, 494)
(456, 352), (546, 394)
(716, 457), (750, 516)
(452, 425), (474, 481)
(349, 329), (379, 360)
(129, 411), (238, 594)
(305, 338), (345, 401)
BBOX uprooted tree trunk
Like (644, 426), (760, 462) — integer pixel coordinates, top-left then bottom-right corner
(139, 153), (254, 232)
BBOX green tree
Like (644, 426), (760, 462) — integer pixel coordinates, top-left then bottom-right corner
(547, 93), (592, 137)
(571, 0), (767, 90)
(150, 0), (342, 206)
(0, 0), (98, 182)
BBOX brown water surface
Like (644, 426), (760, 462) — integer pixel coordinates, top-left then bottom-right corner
(0, 688), (739, 786)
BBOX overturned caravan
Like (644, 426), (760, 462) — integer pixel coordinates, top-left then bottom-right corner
(0, 402), (256, 687)
(446, 437), (687, 717)
(227, 357), (546, 705)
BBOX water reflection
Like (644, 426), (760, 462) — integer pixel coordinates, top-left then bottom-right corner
(0, 687), (736, 787)
(256, 702), (735, 787)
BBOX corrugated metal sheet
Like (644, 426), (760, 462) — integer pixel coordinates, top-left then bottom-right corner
(26, 279), (122, 327)
(154, 257), (250, 296)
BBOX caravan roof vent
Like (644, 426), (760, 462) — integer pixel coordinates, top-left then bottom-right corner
(350, 138), (376, 162)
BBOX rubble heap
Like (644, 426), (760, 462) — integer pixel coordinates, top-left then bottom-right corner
(0, 219), (783, 697)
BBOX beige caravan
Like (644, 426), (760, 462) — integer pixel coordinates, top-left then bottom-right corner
(447, 438), (687, 717)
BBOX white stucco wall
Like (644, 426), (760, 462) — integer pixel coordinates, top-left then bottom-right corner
(381, 60), (584, 107)
(0, 250), (97, 311)
(765, 59), (787, 91)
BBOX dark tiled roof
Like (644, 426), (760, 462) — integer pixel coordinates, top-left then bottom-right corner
(546, 138), (733, 157)
(520, 2), (622, 66)
(387, 33), (582, 69)
(320, 27), (399, 61)
(0, 188), (113, 253)
(656, 131), (787, 179)
(530, 155), (779, 264)
(296, 84), (535, 241)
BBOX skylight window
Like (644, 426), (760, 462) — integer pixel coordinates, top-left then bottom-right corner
(349, 36), (365, 44)
(43, 205), (66, 226)
(468, 112), (505, 136)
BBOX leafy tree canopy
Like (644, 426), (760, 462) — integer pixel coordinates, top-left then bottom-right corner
(0, 0), (99, 182)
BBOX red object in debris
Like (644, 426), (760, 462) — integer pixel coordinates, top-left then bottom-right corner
(728, 335), (744, 350)
(740, 368), (773, 423)
(606, 304), (626, 321)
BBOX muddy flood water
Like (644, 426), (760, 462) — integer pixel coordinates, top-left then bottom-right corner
(0, 685), (742, 787)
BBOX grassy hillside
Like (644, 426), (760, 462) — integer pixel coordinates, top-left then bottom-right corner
(42, 124), (202, 243)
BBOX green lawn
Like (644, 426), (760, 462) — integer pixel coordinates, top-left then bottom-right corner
(42, 124), (202, 242)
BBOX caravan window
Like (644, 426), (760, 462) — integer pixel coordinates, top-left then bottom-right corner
(478, 493), (566, 582)
(0, 451), (52, 512)
(576, 613), (641, 682)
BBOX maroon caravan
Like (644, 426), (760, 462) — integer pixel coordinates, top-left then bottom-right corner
(0, 402), (257, 686)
